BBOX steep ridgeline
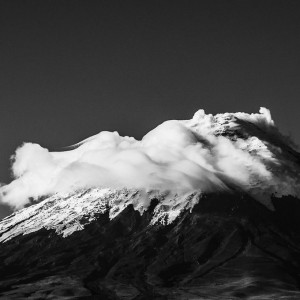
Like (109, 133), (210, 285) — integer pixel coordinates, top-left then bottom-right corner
(0, 108), (300, 299)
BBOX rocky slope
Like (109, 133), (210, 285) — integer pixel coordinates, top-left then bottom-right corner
(1, 190), (300, 299)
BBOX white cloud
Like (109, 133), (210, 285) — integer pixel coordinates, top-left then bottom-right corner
(1, 107), (300, 209)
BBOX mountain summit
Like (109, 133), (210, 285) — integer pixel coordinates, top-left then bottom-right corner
(1, 108), (300, 299)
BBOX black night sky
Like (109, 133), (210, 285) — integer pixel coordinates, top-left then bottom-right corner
(0, 0), (300, 218)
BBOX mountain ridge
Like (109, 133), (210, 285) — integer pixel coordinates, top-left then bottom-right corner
(1, 108), (300, 299)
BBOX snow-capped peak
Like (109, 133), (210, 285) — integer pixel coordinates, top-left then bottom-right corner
(0, 107), (299, 235)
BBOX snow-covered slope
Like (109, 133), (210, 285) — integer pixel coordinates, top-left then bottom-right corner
(0, 188), (202, 242)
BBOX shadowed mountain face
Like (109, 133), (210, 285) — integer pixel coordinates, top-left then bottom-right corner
(1, 193), (300, 299)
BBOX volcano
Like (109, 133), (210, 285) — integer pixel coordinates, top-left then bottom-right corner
(1, 108), (300, 299)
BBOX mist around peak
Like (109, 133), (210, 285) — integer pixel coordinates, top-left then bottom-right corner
(1, 107), (300, 209)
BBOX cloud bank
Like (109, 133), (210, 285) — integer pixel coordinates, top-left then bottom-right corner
(1, 107), (300, 209)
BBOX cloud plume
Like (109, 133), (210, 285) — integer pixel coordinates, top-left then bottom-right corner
(1, 107), (300, 209)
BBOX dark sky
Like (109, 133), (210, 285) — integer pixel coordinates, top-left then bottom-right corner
(0, 0), (300, 218)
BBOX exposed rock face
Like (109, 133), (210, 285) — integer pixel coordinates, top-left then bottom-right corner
(1, 191), (300, 299)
